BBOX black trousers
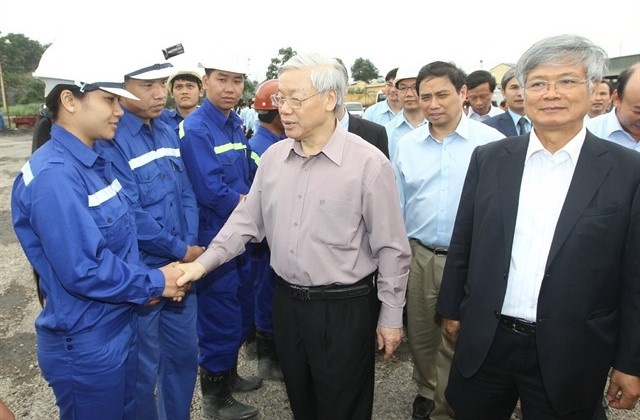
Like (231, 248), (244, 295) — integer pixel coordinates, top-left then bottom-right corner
(446, 322), (602, 420)
(272, 278), (379, 420)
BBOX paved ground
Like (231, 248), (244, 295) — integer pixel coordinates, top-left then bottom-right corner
(0, 130), (637, 419)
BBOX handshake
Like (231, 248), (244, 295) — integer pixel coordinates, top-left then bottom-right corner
(156, 245), (209, 304)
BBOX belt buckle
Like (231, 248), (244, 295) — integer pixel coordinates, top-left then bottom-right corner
(291, 286), (311, 301)
(434, 247), (447, 256)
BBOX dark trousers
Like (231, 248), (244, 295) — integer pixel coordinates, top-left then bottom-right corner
(272, 278), (379, 420)
(446, 322), (602, 420)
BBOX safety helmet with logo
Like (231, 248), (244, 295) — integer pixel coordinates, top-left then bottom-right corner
(253, 80), (279, 112)
(33, 39), (139, 100)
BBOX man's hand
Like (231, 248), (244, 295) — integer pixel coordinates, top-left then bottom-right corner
(606, 369), (640, 409)
(183, 245), (205, 263)
(159, 262), (186, 302)
(176, 261), (207, 287)
(377, 325), (403, 360)
(442, 318), (461, 344)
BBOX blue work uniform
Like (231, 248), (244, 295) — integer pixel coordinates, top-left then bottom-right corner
(95, 109), (199, 420)
(247, 125), (283, 334)
(159, 108), (183, 130)
(179, 97), (257, 373)
(11, 125), (165, 420)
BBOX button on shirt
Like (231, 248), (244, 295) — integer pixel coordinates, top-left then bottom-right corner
(95, 109), (199, 268)
(502, 128), (585, 321)
(394, 114), (504, 247)
(11, 125), (165, 335)
(197, 124), (411, 327)
(586, 109), (640, 152)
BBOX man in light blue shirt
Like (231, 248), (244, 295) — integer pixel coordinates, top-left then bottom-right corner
(586, 63), (640, 152)
(363, 67), (401, 125)
(394, 61), (503, 420)
(385, 66), (427, 162)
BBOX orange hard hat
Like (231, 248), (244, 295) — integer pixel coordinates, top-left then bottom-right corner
(253, 79), (279, 111)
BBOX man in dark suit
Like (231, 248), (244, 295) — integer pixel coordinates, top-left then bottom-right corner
(346, 109), (389, 158)
(437, 34), (640, 419)
(483, 68), (530, 137)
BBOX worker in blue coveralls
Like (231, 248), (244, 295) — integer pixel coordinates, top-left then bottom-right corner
(11, 39), (185, 420)
(94, 46), (202, 420)
(247, 79), (285, 382)
(178, 55), (262, 420)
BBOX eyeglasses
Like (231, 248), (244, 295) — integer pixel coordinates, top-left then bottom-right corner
(270, 91), (324, 109)
(397, 85), (417, 94)
(524, 78), (588, 94)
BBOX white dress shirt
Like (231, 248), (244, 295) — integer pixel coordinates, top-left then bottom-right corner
(501, 127), (586, 321)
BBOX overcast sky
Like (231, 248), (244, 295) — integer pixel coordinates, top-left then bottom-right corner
(2, 0), (639, 82)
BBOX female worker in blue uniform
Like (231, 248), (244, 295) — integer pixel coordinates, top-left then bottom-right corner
(10, 40), (184, 420)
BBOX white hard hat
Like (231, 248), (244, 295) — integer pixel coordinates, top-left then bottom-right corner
(394, 66), (420, 87)
(124, 46), (175, 81)
(198, 55), (247, 75)
(168, 69), (204, 87)
(33, 40), (139, 100)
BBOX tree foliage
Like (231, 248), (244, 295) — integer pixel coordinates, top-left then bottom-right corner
(351, 58), (380, 82)
(1, 33), (47, 105)
(265, 47), (297, 81)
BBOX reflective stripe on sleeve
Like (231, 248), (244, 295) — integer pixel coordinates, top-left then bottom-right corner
(88, 179), (123, 207)
(21, 162), (34, 186)
(250, 151), (261, 166)
(128, 148), (181, 170)
(213, 143), (247, 155)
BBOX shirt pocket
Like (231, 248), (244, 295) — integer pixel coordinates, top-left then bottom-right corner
(135, 164), (166, 207)
(310, 197), (356, 247)
(90, 196), (132, 254)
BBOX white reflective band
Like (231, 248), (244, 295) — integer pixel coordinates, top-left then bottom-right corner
(128, 148), (181, 170)
(88, 179), (122, 207)
(250, 151), (261, 166)
(213, 143), (247, 155)
(21, 162), (34, 186)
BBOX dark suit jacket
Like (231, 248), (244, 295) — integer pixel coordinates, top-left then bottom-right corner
(437, 132), (640, 414)
(483, 111), (518, 137)
(347, 113), (389, 159)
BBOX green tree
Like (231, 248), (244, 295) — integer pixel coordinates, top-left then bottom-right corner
(0, 33), (47, 105)
(351, 58), (379, 82)
(265, 47), (297, 80)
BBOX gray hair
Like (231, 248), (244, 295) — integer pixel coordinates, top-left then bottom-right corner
(279, 52), (346, 114)
(500, 68), (517, 92)
(515, 34), (608, 92)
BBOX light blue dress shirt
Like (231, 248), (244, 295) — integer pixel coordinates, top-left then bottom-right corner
(385, 110), (426, 163)
(394, 114), (504, 246)
(586, 109), (640, 152)
(362, 100), (397, 126)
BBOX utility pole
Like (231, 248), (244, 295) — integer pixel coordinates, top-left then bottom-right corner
(0, 33), (10, 129)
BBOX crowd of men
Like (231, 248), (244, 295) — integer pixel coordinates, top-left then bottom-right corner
(6, 34), (640, 420)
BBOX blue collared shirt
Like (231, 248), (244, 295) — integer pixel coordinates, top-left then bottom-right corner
(249, 125), (283, 158)
(507, 109), (531, 135)
(394, 114), (504, 246)
(362, 100), (398, 126)
(586, 109), (640, 152)
(12, 125), (164, 335)
(95, 108), (199, 268)
(385, 110), (426, 163)
(158, 108), (183, 130)
(179, 98), (257, 244)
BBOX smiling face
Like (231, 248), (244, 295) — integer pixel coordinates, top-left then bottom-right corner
(60, 89), (124, 146)
(203, 69), (244, 115)
(121, 78), (168, 123)
(523, 63), (590, 136)
(397, 78), (419, 112)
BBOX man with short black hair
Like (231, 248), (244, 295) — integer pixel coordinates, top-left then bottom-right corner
(465, 70), (503, 122)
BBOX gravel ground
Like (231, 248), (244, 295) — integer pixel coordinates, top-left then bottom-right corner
(1, 130), (638, 419)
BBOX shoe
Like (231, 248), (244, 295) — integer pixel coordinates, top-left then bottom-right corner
(199, 368), (259, 420)
(230, 363), (263, 393)
(243, 328), (257, 361)
(256, 330), (284, 381)
(412, 394), (435, 420)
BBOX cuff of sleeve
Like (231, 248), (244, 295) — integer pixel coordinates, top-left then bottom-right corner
(173, 241), (188, 262)
(195, 247), (224, 274)
(148, 268), (166, 299)
(378, 304), (404, 329)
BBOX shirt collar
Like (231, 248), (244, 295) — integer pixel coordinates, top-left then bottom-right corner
(288, 120), (345, 166)
(526, 126), (586, 165)
(202, 98), (243, 130)
(51, 124), (100, 167)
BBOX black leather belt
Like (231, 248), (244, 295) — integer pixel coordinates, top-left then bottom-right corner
(411, 239), (448, 256)
(276, 274), (373, 301)
(499, 314), (536, 336)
